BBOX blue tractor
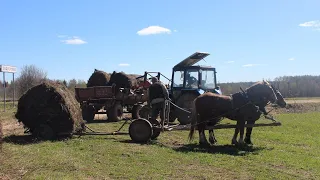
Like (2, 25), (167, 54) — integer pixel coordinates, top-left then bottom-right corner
(167, 52), (222, 124)
(137, 52), (221, 125)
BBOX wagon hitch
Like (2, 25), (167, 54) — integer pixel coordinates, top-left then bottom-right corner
(75, 119), (132, 137)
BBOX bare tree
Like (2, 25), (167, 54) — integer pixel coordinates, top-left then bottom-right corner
(16, 65), (47, 97)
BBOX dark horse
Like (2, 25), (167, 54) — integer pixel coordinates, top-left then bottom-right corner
(208, 84), (286, 145)
(188, 80), (286, 146)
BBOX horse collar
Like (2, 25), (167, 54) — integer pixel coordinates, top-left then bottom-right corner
(240, 91), (249, 101)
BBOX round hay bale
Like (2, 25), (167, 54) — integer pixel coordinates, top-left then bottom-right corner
(108, 71), (133, 91)
(15, 80), (85, 139)
(87, 69), (111, 87)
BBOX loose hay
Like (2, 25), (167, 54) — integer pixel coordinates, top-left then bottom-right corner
(87, 69), (111, 87)
(15, 80), (85, 139)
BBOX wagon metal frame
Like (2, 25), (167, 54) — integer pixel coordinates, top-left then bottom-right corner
(76, 100), (282, 144)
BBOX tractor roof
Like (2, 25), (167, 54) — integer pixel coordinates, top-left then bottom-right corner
(173, 52), (210, 69)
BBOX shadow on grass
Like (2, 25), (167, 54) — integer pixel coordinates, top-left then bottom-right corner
(3, 134), (72, 145)
(172, 143), (270, 156)
(117, 139), (270, 156)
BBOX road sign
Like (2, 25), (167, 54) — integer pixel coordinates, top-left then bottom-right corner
(0, 65), (17, 73)
(1, 65), (17, 112)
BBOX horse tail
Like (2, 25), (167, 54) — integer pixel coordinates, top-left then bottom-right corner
(188, 99), (198, 142)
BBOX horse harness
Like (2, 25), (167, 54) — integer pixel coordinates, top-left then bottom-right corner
(198, 89), (276, 125)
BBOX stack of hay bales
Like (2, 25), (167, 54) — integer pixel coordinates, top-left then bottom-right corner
(87, 69), (111, 87)
(15, 80), (85, 140)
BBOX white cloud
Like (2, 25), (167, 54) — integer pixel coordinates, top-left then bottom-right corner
(299, 20), (320, 30)
(242, 63), (266, 67)
(288, 58), (295, 61)
(119, 63), (130, 67)
(137, 26), (171, 36)
(226, 61), (235, 63)
(174, 30), (178, 32)
(61, 36), (87, 45)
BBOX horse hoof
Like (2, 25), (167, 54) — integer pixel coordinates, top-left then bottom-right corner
(231, 139), (238, 145)
(199, 141), (210, 147)
(209, 138), (217, 145)
(238, 139), (245, 145)
(245, 138), (253, 145)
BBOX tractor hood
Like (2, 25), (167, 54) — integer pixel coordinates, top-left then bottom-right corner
(173, 52), (210, 69)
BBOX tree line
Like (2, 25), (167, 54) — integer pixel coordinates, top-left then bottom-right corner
(0, 65), (319, 100)
(218, 75), (320, 98)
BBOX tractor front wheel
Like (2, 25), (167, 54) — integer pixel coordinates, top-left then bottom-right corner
(175, 93), (198, 125)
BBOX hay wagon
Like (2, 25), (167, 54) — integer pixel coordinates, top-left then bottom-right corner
(75, 84), (148, 122)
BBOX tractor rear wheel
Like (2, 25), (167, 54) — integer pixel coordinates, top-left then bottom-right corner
(175, 93), (198, 125)
(82, 105), (95, 123)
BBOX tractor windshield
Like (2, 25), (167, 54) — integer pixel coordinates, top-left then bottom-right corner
(201, 70), (216, 89)
(185, 69), (199, 89)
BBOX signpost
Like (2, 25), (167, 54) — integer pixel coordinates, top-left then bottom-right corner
(0, 65), (17, 112)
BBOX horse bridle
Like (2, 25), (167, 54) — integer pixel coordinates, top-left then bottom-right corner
(239, 85), (276, 118)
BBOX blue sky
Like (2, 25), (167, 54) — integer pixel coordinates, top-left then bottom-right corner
(0, 0), (319, 83)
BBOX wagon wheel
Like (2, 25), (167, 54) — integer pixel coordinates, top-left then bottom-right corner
(107, 103), (123, 122)
(150, 119), (161, 140)
(175, 93), (198, 125)
(129, 118), (153, 143)
(82, 105), (95, 123)
(131, 104), (143, 119)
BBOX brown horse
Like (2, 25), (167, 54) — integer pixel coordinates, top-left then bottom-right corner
(188, 80), (279, 146)
(207, 84), (287, 145)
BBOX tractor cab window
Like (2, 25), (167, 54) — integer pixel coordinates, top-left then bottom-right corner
(172, 70), (184, 87)
(185, 69), (198, 88)
(201, 70), (215, 89)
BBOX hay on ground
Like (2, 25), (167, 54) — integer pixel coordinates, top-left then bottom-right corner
(87, 69), (111, 87)
(15, 80), (85, 139)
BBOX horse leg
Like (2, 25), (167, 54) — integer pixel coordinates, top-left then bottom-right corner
(244, 120), (255, 145)
(209, 129), (217, 145)
(231, 127), (239, 145)
(198, 123), (209, 146)
(238, 120), (246, 144)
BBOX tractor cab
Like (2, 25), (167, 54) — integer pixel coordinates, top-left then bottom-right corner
(170, 52), (222, 96)
(136, 52), (222, 125)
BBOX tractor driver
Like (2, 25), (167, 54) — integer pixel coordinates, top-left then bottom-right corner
(186, 72), (197, 88)
(148, 77), (170, 124)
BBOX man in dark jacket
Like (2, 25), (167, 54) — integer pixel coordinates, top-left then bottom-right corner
(148, 77), (169, 123)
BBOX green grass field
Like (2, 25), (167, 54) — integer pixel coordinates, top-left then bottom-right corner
(1, 100), (320, 179)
